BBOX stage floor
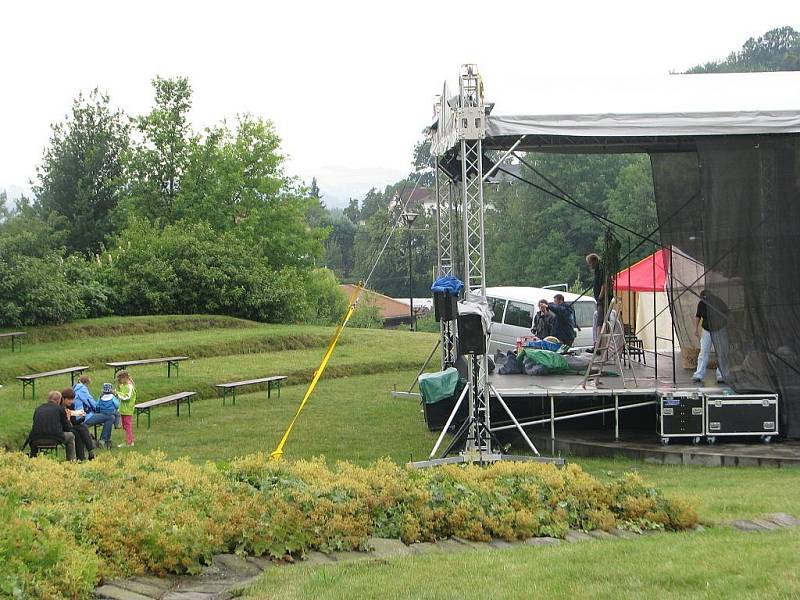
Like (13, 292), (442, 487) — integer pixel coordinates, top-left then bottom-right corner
(489, 351), (726, 397)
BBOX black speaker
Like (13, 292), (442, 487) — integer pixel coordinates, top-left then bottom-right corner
(457, 313), (486, 355)
(433, 291), (458, 322)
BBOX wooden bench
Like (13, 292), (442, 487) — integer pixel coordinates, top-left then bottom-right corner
(135, 391), (196, 429)
(214, 376), (288, 406)
(106, 356), (189, 378)
(0, 331), (26, 353)
(16, 366), (89, 400)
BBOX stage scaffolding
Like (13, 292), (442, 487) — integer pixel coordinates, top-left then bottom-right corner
(417, 65), (800, 457)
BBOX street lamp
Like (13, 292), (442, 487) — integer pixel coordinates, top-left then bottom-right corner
(401, 212), (419, 331)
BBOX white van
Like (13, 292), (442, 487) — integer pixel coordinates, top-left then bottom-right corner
(486, 286), (596, 354)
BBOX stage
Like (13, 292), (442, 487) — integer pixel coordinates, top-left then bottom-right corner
(487, 351), (727, 445)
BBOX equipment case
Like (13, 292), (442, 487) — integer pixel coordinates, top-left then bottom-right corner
(704, 393), (778, 443)
(658, 391), (703, 445)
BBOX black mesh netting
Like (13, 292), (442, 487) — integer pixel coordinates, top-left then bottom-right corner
(651, 136), (800, 437)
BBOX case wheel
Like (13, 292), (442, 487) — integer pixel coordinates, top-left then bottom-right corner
(660, 437), (670, 446)
(706, 436), (716, 445)
(692, 436), (701, 445)
(761, 435), (773, 444)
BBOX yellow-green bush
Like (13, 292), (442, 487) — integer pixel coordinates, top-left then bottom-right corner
(0, 451), (697, 599)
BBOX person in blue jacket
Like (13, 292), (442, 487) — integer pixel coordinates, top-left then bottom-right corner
(547, 294), (577, 347)
(72, 375), (115, 449)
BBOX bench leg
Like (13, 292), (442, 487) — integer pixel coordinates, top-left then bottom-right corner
(232, 388), (236, 406)
(187, 397), (191, 417)
(222, 388), (227, 407)
(268, 382), (271, 399)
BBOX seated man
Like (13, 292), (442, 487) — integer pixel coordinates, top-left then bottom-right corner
(72, 375), (115, 449)
(60, 388), (96, 461)
(26, 390), (76, 460)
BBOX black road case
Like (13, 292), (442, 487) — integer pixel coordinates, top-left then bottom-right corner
(658, 391), (703, 445)
(705, 393), (779, 443)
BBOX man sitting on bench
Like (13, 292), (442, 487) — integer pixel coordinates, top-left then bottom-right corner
(25, 390), (76, 461)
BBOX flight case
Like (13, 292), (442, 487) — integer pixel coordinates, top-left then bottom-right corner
(704, 393), (778, 444)
(658, 391), (703, 445)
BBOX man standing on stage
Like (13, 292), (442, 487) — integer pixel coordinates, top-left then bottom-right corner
(692, 289), (730, 384)
(586, 253), (606, 341)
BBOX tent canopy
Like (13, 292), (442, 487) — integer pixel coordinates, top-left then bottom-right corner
(480, 72), (800, 153)
(615, 248), (669, 293)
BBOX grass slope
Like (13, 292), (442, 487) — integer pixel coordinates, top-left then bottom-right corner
(246, 528), (800, 600)
(0, 316), (438, 452)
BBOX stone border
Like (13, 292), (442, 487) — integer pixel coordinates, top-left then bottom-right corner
(95, 514), (800, 600)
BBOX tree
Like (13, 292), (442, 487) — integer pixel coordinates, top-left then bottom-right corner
(33, 89), (129, 252)
(687, 26), (800, 73)
(173, 115), (326, 268)
(606, 156), (658, 262)
(122, 76), (193, 221)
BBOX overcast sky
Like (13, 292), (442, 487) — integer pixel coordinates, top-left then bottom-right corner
(1, 1), (796, 207)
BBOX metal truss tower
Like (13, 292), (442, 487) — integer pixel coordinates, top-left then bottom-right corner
(413, 63), (558, 468)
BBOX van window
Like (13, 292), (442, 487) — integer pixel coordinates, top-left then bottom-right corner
(487, 297), (506, 323)
(504, 301), (534, 328)
(573, 301), (595, 328)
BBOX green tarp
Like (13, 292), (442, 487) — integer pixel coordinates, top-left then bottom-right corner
(419, 367), (460, 404)
(516, 349), (570, 372)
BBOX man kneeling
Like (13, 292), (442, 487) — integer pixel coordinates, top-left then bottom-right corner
(26, 390), (76, 461)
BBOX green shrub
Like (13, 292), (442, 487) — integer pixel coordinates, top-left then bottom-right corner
(0, 451), (697, 599)
(0, 253), (86, 327)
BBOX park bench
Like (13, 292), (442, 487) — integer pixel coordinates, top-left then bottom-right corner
(106, 356), (189, 378)
(16, 366), (89, 400)
(134, 391), (196, 429)
(215, 375), (288, 406)
(0, 331), (26, 352)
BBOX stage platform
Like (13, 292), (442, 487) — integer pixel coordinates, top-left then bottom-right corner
(490, 351), (723, 398)
(529, 430), (800, 468)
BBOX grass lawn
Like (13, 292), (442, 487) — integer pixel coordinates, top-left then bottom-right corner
(118, 370), (438, 464)
(245, 528), (800, 600)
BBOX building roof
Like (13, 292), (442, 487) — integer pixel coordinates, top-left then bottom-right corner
(339, 284), (411, 320)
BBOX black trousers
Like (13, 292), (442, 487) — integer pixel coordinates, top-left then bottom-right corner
(71, 423), (95, 460)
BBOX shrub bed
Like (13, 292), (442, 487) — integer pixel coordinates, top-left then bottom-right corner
(0, 451), (697, 599)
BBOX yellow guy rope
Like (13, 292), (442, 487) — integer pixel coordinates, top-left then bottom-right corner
(269, 282), (364, 461)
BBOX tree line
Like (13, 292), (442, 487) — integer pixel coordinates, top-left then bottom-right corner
(0, 77), (342, 327)
(320, 26), (799, 299)
(2, 26), (796, 326)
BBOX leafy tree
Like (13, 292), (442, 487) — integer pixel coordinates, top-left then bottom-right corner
(687, 26), (800, 73)
(606, 156), (658, 262)
(32, 89), (129, 252)
(121, 76), (193, 221)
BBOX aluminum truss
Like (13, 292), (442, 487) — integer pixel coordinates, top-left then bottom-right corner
(412, 64), (558, 467)
(435, 161), (457, 368)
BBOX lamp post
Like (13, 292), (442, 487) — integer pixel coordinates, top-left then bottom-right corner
(401, 212), (419, 331)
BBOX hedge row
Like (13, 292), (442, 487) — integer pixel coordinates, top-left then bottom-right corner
(0, 452), (697, 599)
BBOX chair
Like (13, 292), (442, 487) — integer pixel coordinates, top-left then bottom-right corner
(623, 324), (646, 365)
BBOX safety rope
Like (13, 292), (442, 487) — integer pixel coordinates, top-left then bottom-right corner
(269, 282), (363, 461)
(268, 171), (427, 461)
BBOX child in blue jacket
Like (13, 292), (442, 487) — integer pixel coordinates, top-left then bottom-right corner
(96, 383), (121, 428)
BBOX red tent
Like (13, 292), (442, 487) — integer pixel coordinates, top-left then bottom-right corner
(615, 248), (670, 292)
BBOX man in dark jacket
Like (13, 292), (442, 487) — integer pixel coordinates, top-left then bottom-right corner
(548, 294), (576, 346)
(27, 390), (76, 460)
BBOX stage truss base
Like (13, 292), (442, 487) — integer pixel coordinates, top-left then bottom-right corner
(408, 452), (565, 469)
